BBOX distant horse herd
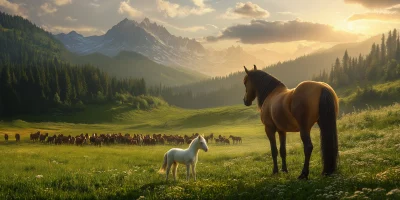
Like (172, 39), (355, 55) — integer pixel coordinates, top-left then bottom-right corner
(2, 132), (243, 146)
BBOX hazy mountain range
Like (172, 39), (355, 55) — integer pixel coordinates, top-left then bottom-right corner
(55, 18), (295, 76)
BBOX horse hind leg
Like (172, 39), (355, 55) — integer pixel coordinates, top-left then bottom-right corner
(278, 131), (288, 173)
(172, 162), (178, 181)
(265, 127), (278, 174)
(298, 129), (313, 180)
(166, 160), (173, 181)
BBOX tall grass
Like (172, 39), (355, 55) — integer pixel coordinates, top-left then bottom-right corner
(0, 104), (399, 199)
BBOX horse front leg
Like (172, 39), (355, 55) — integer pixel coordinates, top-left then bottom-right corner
(278, 131), (288, 173)
(191, 163), (196, 181)
(166, 162), (172, 182)
(186, 164), (190, 181)
(266, 127), (278, 174)
(298, 129), (313, 180)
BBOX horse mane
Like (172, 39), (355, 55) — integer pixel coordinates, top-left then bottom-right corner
(247, 70), (286, 108)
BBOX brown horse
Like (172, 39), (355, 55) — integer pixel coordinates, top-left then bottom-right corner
(243, 65), (338, 180)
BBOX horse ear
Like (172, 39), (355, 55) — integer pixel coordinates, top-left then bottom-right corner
(244, 66), (249, 74)
(254, 65), (257, 70)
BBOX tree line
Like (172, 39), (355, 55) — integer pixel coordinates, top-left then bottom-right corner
(0, 59), (147, 117)
(313, 29), (400, 86)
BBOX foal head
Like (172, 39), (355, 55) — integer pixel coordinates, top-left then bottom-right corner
(194, 135), (208, 152)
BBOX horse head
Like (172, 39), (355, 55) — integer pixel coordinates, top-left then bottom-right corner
(243, 65), (258, 106)
(197, 135), (208, 152)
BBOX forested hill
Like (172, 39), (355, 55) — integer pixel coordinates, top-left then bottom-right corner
(65, 51), (207, 86)
(0, 12), (157, 118)
(0, 12), (65, 64)
(169, 34), (380, 96)
(313, 29), (400, 111)
(0, 12), (206, 87)
(150, 34), (381, 109)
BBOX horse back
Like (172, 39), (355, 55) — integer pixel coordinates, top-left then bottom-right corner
(262, 81), (338, 132)
(291, 81), (338, 129)
(261, 86), (299, 132)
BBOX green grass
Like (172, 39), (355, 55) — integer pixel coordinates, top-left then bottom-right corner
(0, 104), (399, 199)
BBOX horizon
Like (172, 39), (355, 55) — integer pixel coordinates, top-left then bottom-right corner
(2, 0), (400, 55)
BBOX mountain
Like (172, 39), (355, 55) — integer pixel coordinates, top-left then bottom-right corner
(248, 48), (289, 66)
(68, 51), (208, 86)
(206, 46), (265, 76)
(55, 18), (274, 77)
(55, 18), (209, 72)
(156, 33), (385, 109)
(0, 12), (206, 87)
(0, 11), (67, 64)
(171, 34), (381, 95)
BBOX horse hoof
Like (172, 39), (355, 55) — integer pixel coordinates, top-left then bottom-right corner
(297, 174), (308, 180)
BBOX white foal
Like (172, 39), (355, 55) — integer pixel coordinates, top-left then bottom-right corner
(159, 135), (208, 181)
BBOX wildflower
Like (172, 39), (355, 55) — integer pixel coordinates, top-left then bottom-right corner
(373, 187), (385, 193)
(386, 189), (400, 196)
(36, 175), (43, 179)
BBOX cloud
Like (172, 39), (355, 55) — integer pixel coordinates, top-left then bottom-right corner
(65, 16), (77, 22)
(41, 24), (105, 36)
(348, 5), (400, 22)
(348, 12), (400, 22)
(90, 2), (100, 7)
(118, 0), (143, 18)
(0, 0), (28, 18)
(222, 2), (269, 19)
(206, 24), (218, 29)
(156, 0), (214, 18)
(344, 0), (400, 9)
(206, 19), (359, 44)
(277, 11), (297, 16)
(54, 0), (72, 6)
(40, 3), (57, 15)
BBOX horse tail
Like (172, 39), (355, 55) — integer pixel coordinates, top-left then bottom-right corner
(318, 87), (339, 175)
(158, 153), (168, 174)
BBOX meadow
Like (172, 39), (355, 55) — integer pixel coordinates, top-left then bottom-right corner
(0, 104), (399, 199)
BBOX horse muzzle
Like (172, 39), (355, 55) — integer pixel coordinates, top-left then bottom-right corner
(243, 98), (252, 106)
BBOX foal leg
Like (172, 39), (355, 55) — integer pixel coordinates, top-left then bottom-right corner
(172, 162), (178, 181)
(298, 129), (313, 180)
(191, 163), (197, 181)
(278, 131), (288, 173)
(186, 164), (190, 181)
(166, 161), (172, 181)
(266, 127), (278, 174)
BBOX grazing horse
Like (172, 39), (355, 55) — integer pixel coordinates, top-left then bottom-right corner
(242, 65), (339, 180)
(159, 135), (209, 181)
(229, 135), (242, 144)
(15, 134), (20, 142)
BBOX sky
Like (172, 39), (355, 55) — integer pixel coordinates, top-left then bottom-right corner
(1, 0), (400, 54)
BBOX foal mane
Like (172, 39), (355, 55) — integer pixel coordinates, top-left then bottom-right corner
(247, 70), (286, 108)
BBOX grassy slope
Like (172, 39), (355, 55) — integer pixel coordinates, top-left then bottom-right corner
(0, 103), (399, 199)
(338, 80), (400, 113)
(64, 51), (208, 87)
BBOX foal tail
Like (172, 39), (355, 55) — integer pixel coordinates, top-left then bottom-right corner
(318, 87), (339, 175)
(158, 153), (168, 174)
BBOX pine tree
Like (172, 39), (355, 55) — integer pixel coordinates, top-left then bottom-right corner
(381, 34), (386, 63)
